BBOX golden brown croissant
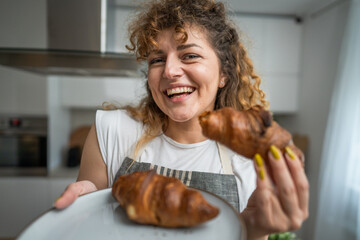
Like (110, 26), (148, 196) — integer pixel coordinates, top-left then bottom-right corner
(199, 106), (304, 163)
(112, 170), (219, 228)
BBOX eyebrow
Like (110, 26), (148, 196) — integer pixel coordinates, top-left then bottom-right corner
(149, 43), (202, 55)
(177, 43), (202, 51)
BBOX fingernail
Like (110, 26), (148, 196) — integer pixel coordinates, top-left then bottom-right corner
(285, 146), (296, 160)
(254, 153), (263, 167)
(259, 168), (266, 180)
(270, 145), (281, 160)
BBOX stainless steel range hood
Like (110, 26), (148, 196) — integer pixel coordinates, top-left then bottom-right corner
(0, 0), (140, 77)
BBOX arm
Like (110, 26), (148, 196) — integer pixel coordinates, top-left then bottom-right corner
(54, 124), (108, 209)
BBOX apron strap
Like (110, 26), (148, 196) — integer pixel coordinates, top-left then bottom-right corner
(216, 142), (233, 174)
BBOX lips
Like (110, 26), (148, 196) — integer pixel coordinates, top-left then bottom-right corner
(165, 86), (195, 98)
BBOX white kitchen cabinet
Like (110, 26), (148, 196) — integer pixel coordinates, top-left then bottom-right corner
(0, 177), (75, 238)
(233, 16), (266, 72)
(0, 65), (48, 116)
(260, 72), (300, 113)
(263, 18), (302, 74)
(60, 76), (146, 109)
(233, 15), (302, 113)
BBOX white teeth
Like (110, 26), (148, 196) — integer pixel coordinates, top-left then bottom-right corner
(166, 87), (194, 96)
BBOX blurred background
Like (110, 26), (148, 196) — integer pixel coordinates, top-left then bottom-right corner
(0, 0), (359, 239)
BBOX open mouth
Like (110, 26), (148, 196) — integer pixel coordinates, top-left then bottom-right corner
(165, 87), (195, 99)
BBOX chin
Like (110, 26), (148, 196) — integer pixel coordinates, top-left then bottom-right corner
(168, 112), (196, 123)
(169, 116), (192, 123)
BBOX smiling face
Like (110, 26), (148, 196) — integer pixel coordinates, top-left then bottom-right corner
(147, 25), (226, 126)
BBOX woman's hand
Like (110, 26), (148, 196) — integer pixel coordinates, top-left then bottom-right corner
(240, 145), (309, 240)
(53, 180), (97, 209)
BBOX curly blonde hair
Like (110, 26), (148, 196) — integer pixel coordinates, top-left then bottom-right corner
(106, 0), (269, 155)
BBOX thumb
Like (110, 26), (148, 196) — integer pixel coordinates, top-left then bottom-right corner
(54, 180), (97, 209)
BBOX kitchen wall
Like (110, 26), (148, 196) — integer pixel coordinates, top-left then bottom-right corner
(276, 1), (350, 239)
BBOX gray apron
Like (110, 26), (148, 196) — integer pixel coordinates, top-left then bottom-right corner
(114, 142), (240, 212)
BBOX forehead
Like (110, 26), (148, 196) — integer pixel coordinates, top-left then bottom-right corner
(153, 25), (212, 50)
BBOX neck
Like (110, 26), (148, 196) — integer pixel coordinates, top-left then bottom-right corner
(164, 118), (207, 144)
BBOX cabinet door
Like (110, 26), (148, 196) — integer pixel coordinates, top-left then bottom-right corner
(233, 15), (302, 113)
(261, 73), (299, 113)
(0, 177), (77, 237)
(0, 66), (48, 116)
(0, 178), (49, 237)
(263, 18), (302, 74)
(17, 76), (48, 115)
(233, 16), (265, 72)
(60, 76), (146, 109)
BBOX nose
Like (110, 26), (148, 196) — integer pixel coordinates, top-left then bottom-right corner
(162, 55), (183, 79)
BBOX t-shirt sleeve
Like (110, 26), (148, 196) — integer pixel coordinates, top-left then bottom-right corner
(96, 109), (143, 186)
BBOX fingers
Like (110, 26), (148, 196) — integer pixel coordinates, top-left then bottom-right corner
(253, 153), (272, 189)
(267, 145), (300, 218)
(284, 146), (309, 218)
(287, 144), (305, 166)
(250, 145), (309, 234)
(54, 180), (97, 209)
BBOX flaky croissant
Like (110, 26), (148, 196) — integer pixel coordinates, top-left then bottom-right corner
(199, 106), (304, 163)
(112, 170), (219, 228)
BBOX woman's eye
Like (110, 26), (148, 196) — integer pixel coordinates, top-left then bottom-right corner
(149, 58), (164, 65)
(183, 54), (199, 60)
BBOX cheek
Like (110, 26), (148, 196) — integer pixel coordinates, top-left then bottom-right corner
(194, 63), (221, 86)
(147, 73), (159, 93)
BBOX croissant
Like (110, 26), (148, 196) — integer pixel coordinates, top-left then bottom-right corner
(198, 106), (304, 163)
(112, 170), (219, 227)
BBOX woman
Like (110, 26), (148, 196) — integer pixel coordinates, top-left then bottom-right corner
(55, 0), (309, 239)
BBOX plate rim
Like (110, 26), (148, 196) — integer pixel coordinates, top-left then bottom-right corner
(17, 187), (247, 240)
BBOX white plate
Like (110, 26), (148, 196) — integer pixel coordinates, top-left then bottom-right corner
(18, 188), (245, 240)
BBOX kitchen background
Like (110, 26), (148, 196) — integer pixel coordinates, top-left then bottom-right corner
(0, 0), (355, 239)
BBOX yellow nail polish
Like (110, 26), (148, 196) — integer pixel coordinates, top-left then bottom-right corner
(285, 146), (296, 160)
(259, 168), (266, 180)
(55, 197), (61, 202)
(270, 145), (281, 160)
(254, 153), (263, 167)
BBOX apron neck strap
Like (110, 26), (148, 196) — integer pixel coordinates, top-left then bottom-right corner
(216, 142), (233, 174)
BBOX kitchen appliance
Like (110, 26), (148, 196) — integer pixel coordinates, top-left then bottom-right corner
(0, 116), (47, 176)
(0, 0), (140, 77)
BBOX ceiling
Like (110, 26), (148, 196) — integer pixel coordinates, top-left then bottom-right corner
(222, 0), (316, 15)
(114, 0), (334, 17)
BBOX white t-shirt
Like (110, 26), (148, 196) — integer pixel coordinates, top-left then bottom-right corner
(96, 109), (257, 212)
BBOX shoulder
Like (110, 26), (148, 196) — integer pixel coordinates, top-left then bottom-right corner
(96, 109), (136, 125)
(96, 109), (142, 130)
(96, 109), (143, 141)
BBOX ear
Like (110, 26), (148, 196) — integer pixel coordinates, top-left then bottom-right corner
(218, 74), (226, 88)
